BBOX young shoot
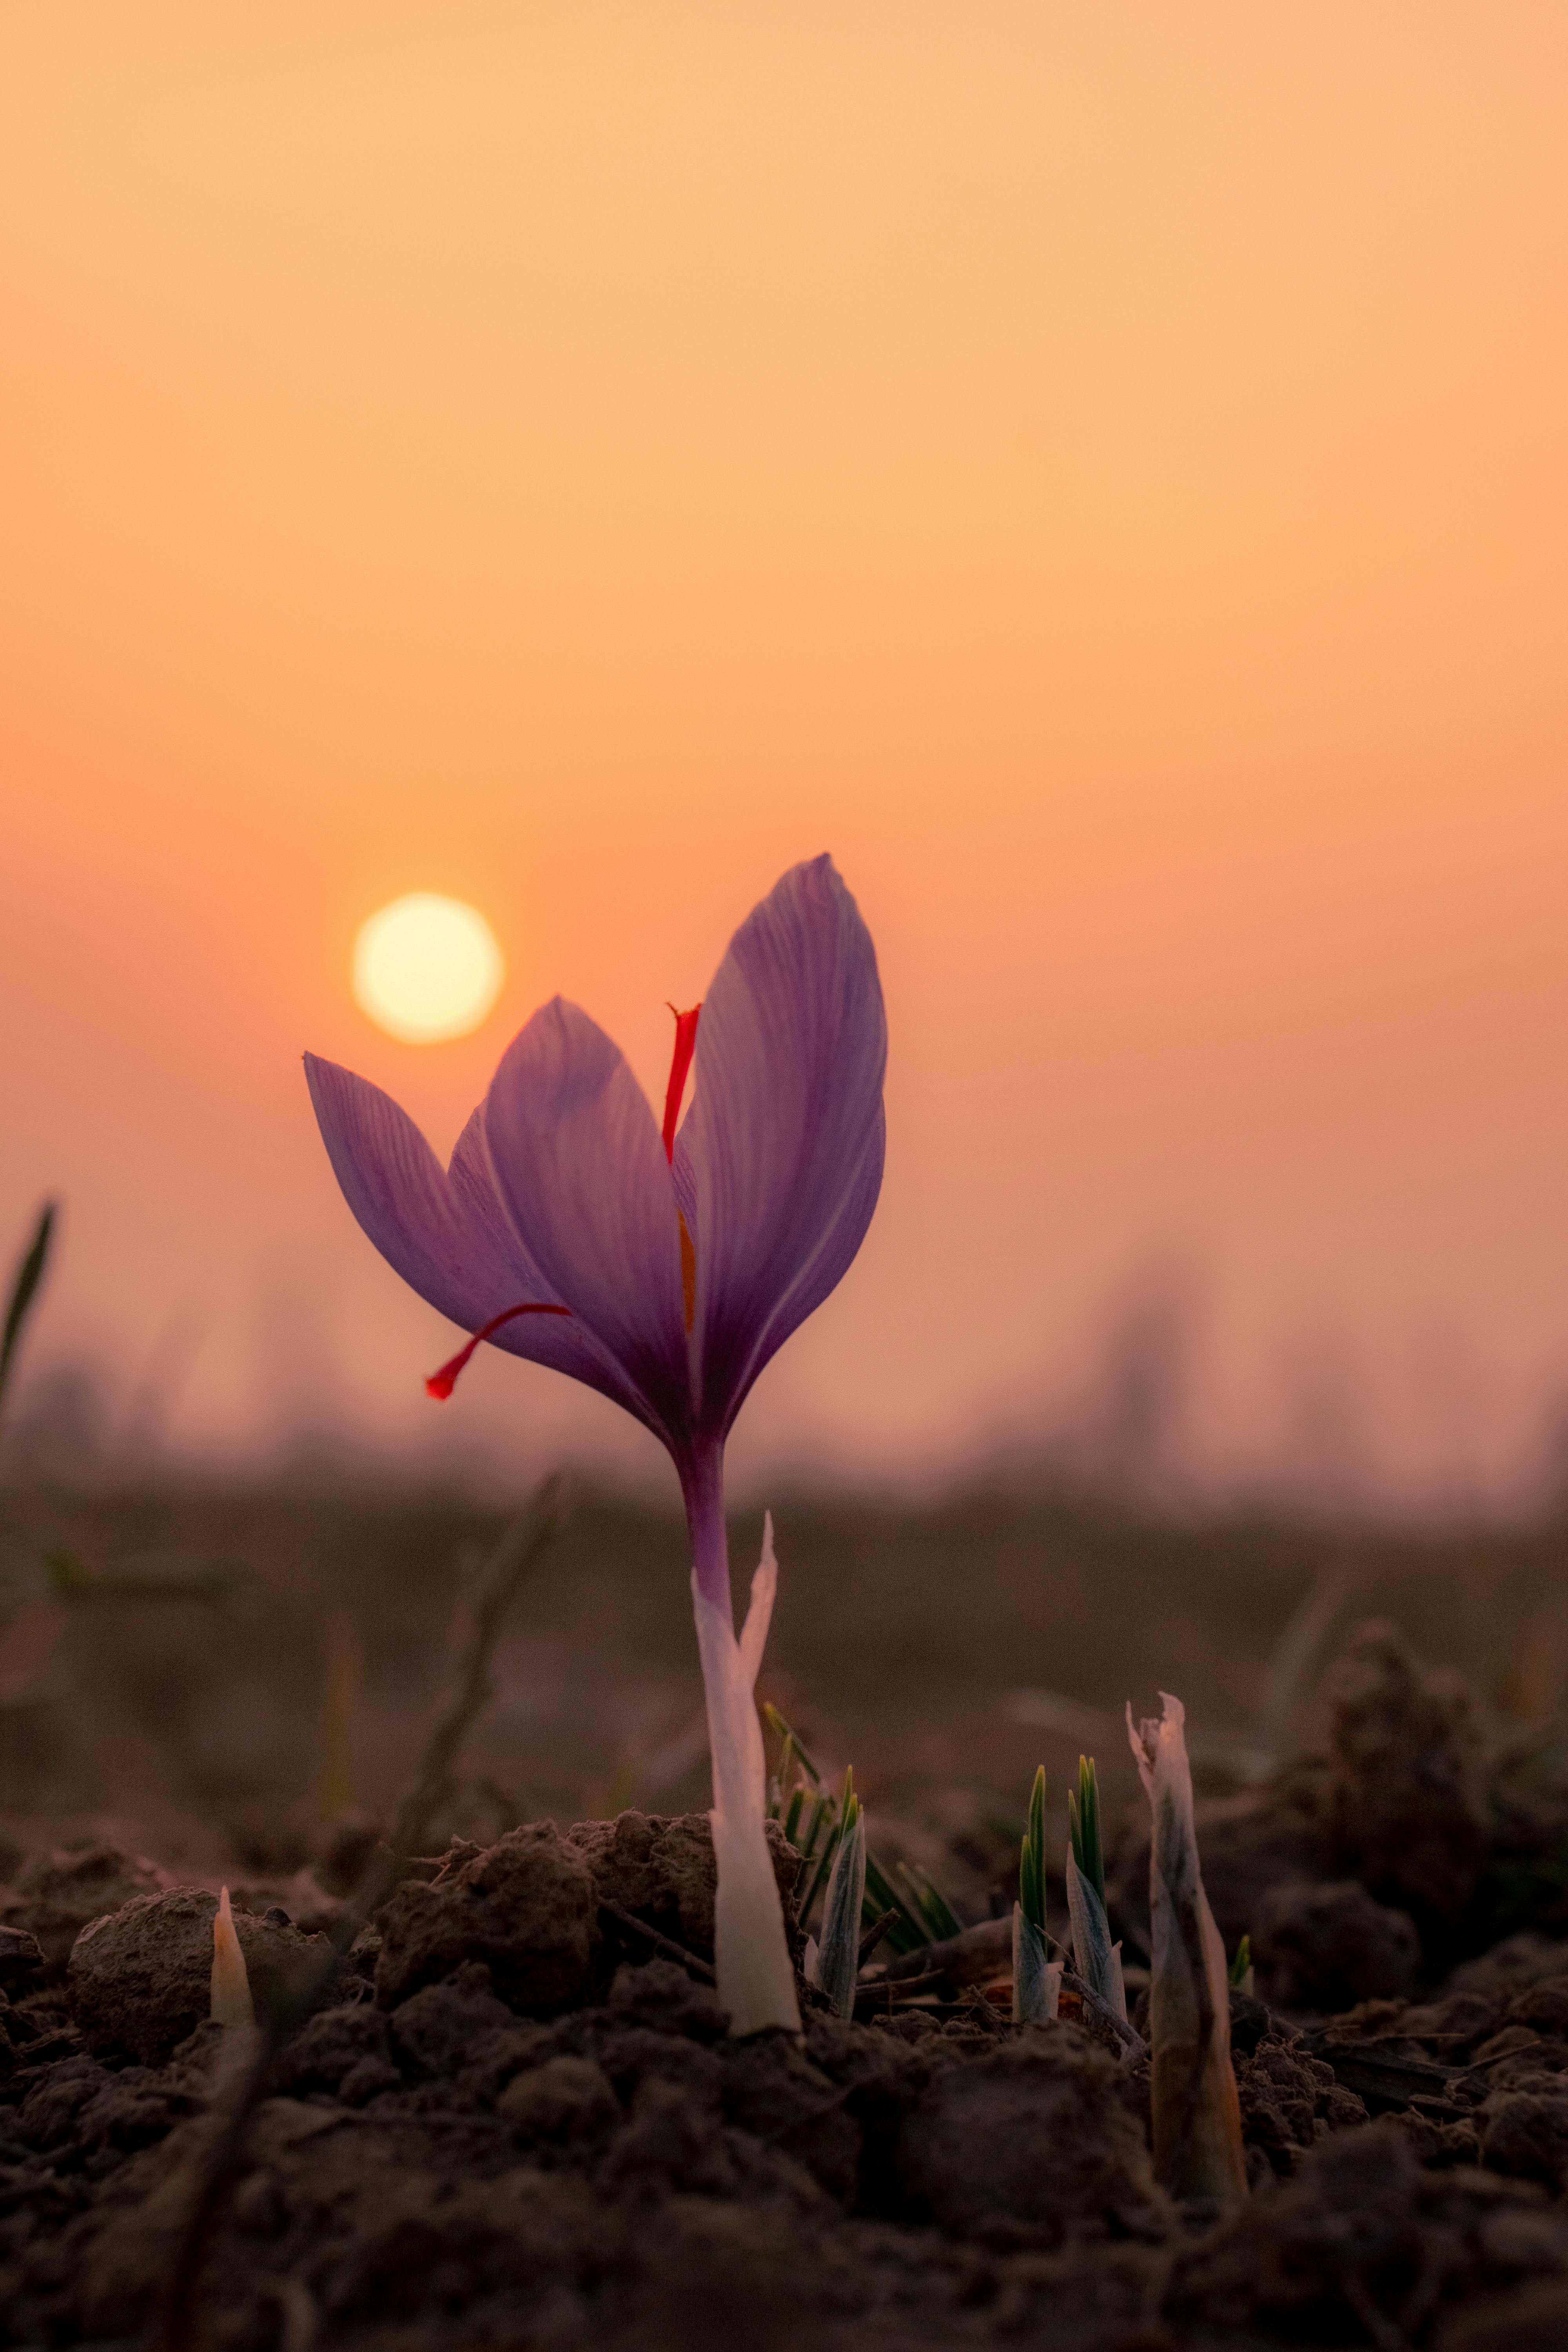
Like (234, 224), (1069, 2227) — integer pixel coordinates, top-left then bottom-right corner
(1229, 1935), (1255, 1998)
(1065, 1755), (1128, 2025)
(1067, 1752), (1104, 1902)
(895, 1860), (962, 1944)
(1127, 1693), (1247, 2205)
(1013, 1765), (1060, 2025)
(209, 1887), (254, 2029)
(765, 1703), (934, 1959)
(809, 1770), (866, 2019)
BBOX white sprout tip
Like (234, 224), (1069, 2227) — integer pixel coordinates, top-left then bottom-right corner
(210, 1884), (256, 2028)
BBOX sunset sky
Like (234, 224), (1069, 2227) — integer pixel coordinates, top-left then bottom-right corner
(2, 4), (1566, 1511)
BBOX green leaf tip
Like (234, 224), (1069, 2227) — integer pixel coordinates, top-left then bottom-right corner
(1019, 1764), (1047, 1935)
(1067, 1754), (1105, 1904)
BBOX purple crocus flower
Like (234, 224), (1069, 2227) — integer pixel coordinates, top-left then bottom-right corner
(304, 855), (886, 2033)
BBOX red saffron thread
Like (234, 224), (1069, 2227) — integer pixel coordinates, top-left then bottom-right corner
(661, 1003), (701, 1161)
(426, 1301), (571, 1400)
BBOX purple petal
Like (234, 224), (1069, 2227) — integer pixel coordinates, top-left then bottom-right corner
(304, 1055), (498, 1334)
(481, 998), (692, 1441)
(683, 857), (887, 1431)
(304, 1055), (657, 1428)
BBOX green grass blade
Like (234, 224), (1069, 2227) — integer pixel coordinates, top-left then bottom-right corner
(1019, 1764), (1047, 1934)
(862, 1854), (929, 1955)
(895, 1860), (964, 1943)
(762, 1702), (822, 1788)
(1069, 1755), (1106, 1904)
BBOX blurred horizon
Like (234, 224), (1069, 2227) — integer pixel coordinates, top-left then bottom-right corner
(4, 4), (1567, 1522)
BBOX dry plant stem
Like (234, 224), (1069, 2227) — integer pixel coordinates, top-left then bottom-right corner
(1060, 1967), (1148, 2061)
(1127, 1693), (1247, 2206)
(856, 1907), (900, 1966)
(160, 1477), (566, 2352)
(598, 1899), (716, 1985)
(880, 1915), (1012, 1986)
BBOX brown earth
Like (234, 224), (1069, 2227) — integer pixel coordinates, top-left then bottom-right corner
(2, 1784), (1568, 2350)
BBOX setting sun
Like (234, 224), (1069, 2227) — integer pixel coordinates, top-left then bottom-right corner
(351, 892), (504, 1044)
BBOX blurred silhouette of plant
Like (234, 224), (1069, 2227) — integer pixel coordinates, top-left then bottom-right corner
(0, 1201), (252, 1793)
(0, 1201), (56, 1427)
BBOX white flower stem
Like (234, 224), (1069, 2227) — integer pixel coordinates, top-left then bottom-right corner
(682, 1445), (801, 2037)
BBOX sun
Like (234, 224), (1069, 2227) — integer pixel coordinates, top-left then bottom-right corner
(352, 893), (505, 1043)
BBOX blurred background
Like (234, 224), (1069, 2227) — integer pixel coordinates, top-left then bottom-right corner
(2, 7), (1566, 1862)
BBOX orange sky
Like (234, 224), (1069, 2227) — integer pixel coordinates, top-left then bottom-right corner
(2, 4), (1566, 1510)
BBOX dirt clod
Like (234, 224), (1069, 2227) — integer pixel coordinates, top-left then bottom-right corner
(567, 1808), (799, 1963)
(1252, 1875), (1421, 2010)
(1325, 1619), (1487, 1928)
(2, 1843), (170, 1977)
(374, 1820), (599, 2012)
(1481, 2081), (1568, 2188)
(897, 2025), (1171, 2249)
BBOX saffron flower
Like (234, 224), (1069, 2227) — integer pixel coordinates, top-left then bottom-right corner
(304, 856), (887, 2034)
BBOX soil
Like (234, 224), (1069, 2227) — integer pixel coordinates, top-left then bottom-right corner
(4, 1622), (1568, 2348)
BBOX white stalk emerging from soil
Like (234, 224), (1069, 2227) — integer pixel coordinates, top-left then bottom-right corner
(689, 1499), (801, 2036)
(209, 1887), (254, 2029)
(1126, 1693), (1247, 2205)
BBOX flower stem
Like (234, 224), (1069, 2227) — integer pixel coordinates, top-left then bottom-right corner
(681, 1443), (801, 2036)
(682, 1439), (733, 1619)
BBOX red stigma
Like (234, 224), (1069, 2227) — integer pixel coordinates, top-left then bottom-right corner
(426, 1300), (570, 1401)
(661, 1002), (701, 1161)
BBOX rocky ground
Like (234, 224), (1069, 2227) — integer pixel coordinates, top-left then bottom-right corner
(4, 1619), (1568, 2350)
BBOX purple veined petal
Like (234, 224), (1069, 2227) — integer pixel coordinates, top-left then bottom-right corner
(740, 1101), (884, 1400)
(304, 1055), (501, 1336)
(669, 1133), (698, 1234)
(481, 998), (692, 1443)
(682, 856), (887, 1433)
(304, 1056), (659, 1431)
(446, 1109), (663, 1426)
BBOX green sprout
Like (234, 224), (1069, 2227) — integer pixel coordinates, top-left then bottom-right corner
(1018, 1764), (1047, 1936)
(1064, 1753), (1129, 2023)
(895, 1860), (963, 1943)
(814, 1768), (866, 2018)
(763, 1704), (946, 1959)
(1228, 1933), (1252, 1988)
(1067, 1753), (1105, 1905)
